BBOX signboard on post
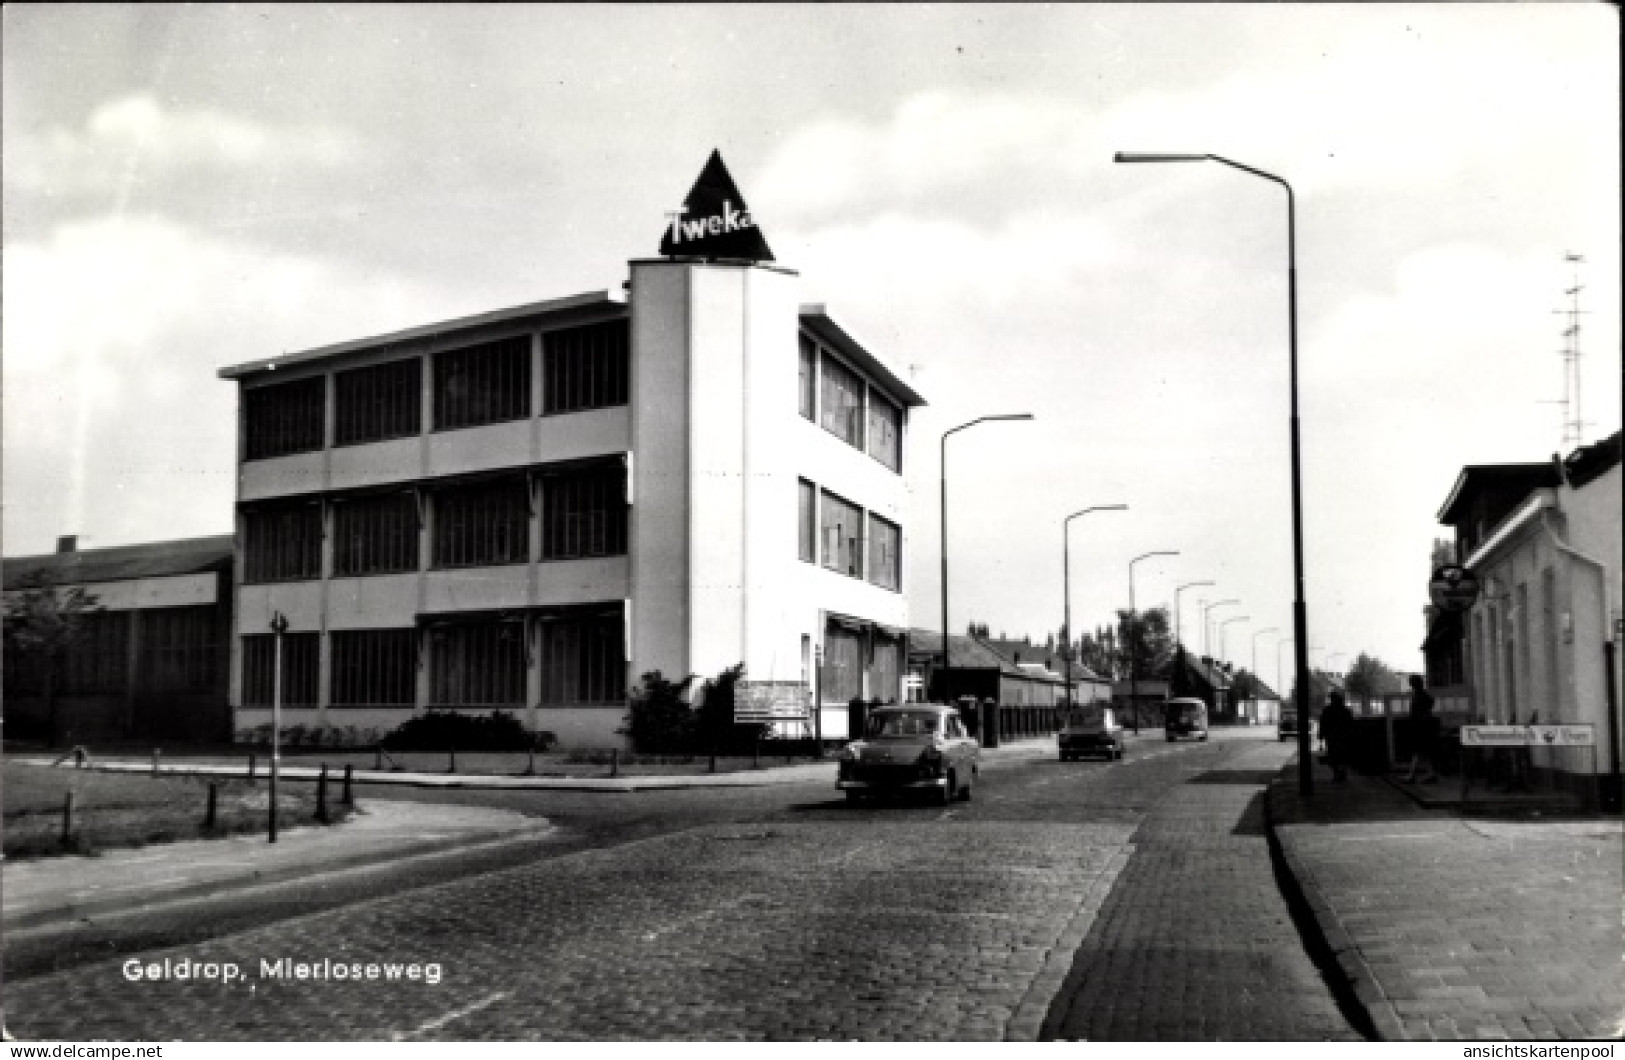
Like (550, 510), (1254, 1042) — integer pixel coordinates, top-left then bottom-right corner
(1429, 565), (1481, 612)
(734, 680), (810, 723)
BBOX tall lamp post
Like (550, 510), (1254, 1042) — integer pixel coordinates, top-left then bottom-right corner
(1128, 550), (1179, 734)
(1201, 599), (1240, 660)
(1114, 150), (1313, 795)
(941, 414), (1034, 707)
(268, 611), (288, 844)
(1062, 505), (1129, 711)
(1173, 580), (1214, 695)
(1218, 615), (1248, 720)
(1251, 627), (1279, 723)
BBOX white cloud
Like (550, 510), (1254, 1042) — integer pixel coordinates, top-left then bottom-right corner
(6, 93), (356, 200)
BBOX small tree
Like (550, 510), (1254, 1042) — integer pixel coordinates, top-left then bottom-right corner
(621, 670), (697, 754)
(3, 575), (101, 744)
(1345, 652), (1402, 710)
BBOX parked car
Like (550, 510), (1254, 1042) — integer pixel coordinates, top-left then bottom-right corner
(1163, 697), (1210, 742)
(1057, 702), (1125, 761)
(837, 704), (979, 804)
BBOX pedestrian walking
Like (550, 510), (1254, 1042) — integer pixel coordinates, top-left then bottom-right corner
(1403, 674), (1439, 783)
(1317, 689), (1354, 783)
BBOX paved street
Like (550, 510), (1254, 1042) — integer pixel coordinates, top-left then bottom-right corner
(4, 729), (1362, 1041)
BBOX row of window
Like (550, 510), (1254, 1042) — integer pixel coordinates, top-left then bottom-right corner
(246, 320), (630, 460)
(4, 607), (222, 696)
(243, 464), (627, 583)
(799, 334), (902, 472)
(239, 614), (625, 707)
(797, 480), (901, 591)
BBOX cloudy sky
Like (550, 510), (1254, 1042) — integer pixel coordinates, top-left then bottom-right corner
(4, 4), (1619, 682)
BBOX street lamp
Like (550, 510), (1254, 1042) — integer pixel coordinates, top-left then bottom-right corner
(268, 611), (288, 844)
(1249, 627), (1279, 725)
(1201, 599), (1240, 659)
(1173, 580), (1215, 696)
(941, 414), (1034, 707)
(1062, 505), (1128, 711)
(1219, 615), (1249, 666)
(1114, 150), (1314, 795)
(1128, 550), (1179, 734)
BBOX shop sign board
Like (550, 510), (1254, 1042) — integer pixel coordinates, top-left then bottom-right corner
(659, 149), (775, 263)
(1429, 565), (1481, 612)
(734, 680), (810, 722)
(1459, 724), (1595, 747)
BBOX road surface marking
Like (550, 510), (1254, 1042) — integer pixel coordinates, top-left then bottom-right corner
(394, 991), (509, 1040)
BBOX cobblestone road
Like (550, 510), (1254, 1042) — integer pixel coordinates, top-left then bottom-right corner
(5, 819), (1132, 1040)
(1043, 740), (1361, 1041)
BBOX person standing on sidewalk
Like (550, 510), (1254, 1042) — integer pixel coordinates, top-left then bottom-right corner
(1404, 674), (1439, 783)
(1318, 689), (1354, 783)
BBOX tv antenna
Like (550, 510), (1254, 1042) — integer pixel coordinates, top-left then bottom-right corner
(1541, 253), (1591, 449)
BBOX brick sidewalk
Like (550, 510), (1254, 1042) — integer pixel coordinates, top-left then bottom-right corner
(1268, 760), (1624, 1040)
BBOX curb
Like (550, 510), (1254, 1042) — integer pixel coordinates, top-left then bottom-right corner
(1026, 843), (1134, 1042)
(3, 819), (556, 935)
(1262, 772), (1396, 1041)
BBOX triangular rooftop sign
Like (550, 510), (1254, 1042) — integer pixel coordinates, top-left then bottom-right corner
(659, 149), (775, 262)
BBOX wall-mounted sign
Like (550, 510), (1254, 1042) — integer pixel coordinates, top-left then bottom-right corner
(659, 149), (775, 263)
(1460, 724), (1595, 747)
(1428, 564), (1481, 612)
(734, 680), (809, 723)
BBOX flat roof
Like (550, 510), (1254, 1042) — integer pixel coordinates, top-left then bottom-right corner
(218, 290), (623, 380)
(4, 535), (235, 589)
(801, 305), (926, 408)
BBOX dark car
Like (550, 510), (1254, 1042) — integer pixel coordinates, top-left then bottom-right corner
(1057, 703), (1125, 761)
(837, 705), (979, 804)
(1163, 697), (1210, 742)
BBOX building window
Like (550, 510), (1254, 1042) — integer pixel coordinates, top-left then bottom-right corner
(433, 477), (530, 568)
(140, 606), (221, 693)
(242, 631), (320, 707)
(868, 631), (902, 703)
(335, 358), (421, 446)
(867, 513), (901, 591)
(543, 320), (629, 414)
(60, 611), (130, 695)
(330, 629), (416, 707)
(243, 502), (323, 583)
(433, 335), (531, 430)
(334, 491), (419, 576)
(245, 376), (326, 460)
(820, 490), (863, 578)
(798, 334), (816, 421)
(866, 391), (901, 472)
(798, 479), (816, 563)
(429, 621), (526, 707)
(538, 611), (625, 704)
(819, 355), (864, 448)
(541, 464), (626, 560)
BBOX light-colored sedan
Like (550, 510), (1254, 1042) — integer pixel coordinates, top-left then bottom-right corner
(836, 704), (980, 805)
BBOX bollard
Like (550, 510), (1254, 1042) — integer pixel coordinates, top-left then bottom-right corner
(526, 746), (536, 776)
(342, 763), (354, 806)
(448, 747), (457, 774)
(61, 791), (75, 846)
(375, 745), (384, 771)
(316, 764), (330, 824)
(204, 782), (218, 829)
(754, 735), (761, 770)
(152, 748), (161, 777)
(248, 752), (257, 784)
(709, 746), (717, 774)
(610, 748), (619, 778)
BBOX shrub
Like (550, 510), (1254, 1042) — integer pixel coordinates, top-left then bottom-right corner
(620, 664), (770, 755)
(381, 710), (554, 752)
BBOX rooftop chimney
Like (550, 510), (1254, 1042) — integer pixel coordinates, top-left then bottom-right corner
(56, 535), (77, 554)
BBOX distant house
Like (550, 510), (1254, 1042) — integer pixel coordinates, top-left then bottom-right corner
(3, 535), (235, 744)
(1168, 651), (1235, 720)
(907, 630), (1110, 708)
(1436, 430), (1622, 798)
